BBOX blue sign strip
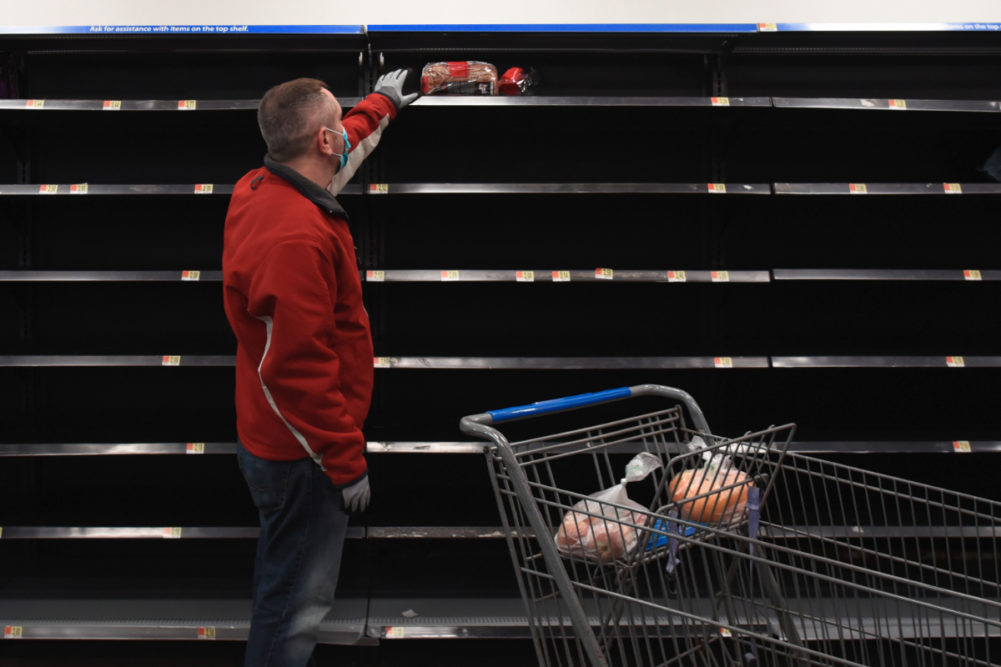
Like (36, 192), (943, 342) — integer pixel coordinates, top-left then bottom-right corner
(773, 22), (1001, 31)
(0, 25), (364, 35)
(368, 23), (759, 33)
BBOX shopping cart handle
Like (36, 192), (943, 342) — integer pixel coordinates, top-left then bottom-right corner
(486, 387), (633, 423)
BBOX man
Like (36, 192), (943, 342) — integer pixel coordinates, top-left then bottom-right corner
(223, 71), (417, 667)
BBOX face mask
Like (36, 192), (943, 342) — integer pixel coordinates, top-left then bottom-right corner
(324, 127), (351, 172)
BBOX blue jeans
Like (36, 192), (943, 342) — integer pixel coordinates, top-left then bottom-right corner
(237, 441), (350, 667)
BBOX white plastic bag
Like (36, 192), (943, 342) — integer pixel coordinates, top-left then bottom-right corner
(554, 453), (662, 563)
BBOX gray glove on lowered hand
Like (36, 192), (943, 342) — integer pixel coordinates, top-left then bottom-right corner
(374, 69), (419, 110)
(342, 475), (371, 512)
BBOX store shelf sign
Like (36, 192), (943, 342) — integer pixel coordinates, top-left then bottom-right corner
(946, 356), (965, 368)
(953, 440), (972, 453)
(516, 270), (534, 282)
(103, 100), (122, 110)
(595, 268), (614, 280)
(552, 270), (571, 282)
(963, 270), (982, 281)
(186, 442), (206, 454)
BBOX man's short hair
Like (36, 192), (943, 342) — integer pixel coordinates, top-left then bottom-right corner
(257, 78), (332, 162)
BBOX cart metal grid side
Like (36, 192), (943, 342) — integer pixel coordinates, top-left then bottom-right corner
(462, 384), (1001, 667)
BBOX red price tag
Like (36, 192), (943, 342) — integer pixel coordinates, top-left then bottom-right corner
(953, 440), (972, 453)
(849, 183), (868, 194)
(946, 356), (965, 368)
(162, 355), (181, 366)
(552, 271), (571, 282)
(667, 270), (687, 283)
(711, 271), (730, 283)
(368, 183), (389, 194)
(69, 183), (88, 194)
(103, 100), (122, 111)
(194, 184), (213, 194)
(594, 268), (614, 280)
(38, 184), (58, 194)
(943, 183), (963, 194)
(186, 442), (205, 454)
(714, 357), (734, 369)
(707, 183), (726, 194)
(366, 270), (385, 282)
(515, 270), (535, 282)
(197, 627), (217, 640)
(178, 100), (197, 110)
(963, 270), (982, 281)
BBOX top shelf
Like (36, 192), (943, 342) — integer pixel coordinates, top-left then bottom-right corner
(1, 96), (999, 113)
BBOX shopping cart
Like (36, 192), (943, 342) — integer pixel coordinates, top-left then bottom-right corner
(461, 384), (1001, 667)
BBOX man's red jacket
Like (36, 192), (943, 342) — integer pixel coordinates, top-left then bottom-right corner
(223, 92), (397, 486)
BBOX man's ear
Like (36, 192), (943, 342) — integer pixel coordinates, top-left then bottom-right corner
(317, 126), (334, 156)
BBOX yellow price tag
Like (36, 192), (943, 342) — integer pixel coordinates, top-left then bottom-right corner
(70, 183), (88, 194)
(946, 356), (965, 368)
(594, 268), (614, 280)
(181, 270), (201, 281)
(369, 183), (389, 194)
(178, 99), (197, 110)
(707, 183), (726, 194)
(441, 270), (460, 282)
(186, 442), (205, 455)
(366, 270), (385, 282)
(711, 97), (730, 106)
(103, 100), (122, 111)
(515, 270), (534, 282)
(943, 183), (963, 194)
(714, 357), (734, 369)
(964, 270), (982, 281)
(667, 270), (687, 283)
(720, 627), (733, 637)
(849, 183), (868, 194)
(758, 23), (777, 31)
(197, 627), (216, 640)
(194, 184), (213, 194)
(4, 625), (23, 639)
(25, 99), (44, 108)
(163, 527), (183, 539)
(953, 440), (972, 453)
(552, 271), (571, 282)
(162, 355), (181, 367)
(38, 184), (58, 194)
(888, 99), (907, 110)
(385, 627), (406, 638)
(711, 271), (730, 283)
(373, 357), (392, 368)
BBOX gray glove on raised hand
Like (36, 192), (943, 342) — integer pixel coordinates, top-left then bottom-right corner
(341, 475), (371, 512)
(374, 69), (419, 110)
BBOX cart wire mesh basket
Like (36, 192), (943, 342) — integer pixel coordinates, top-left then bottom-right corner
(460, 384), (1001, 667)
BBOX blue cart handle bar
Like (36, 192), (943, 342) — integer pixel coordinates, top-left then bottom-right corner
(487, 386), (633, 423)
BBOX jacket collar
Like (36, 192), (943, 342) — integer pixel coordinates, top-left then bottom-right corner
(263, 154), (347, 219)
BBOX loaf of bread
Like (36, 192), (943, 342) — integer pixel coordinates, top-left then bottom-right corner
(421, 61), (498, 95)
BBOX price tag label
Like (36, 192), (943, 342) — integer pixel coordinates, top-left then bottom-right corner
(707, 183), (726, 194)
(946, 356), (965, 368)
(711, 271), (730, 283)
(178, 100), (197, 110)
(366, 270), (385, 282)
(369, 183), (389, 194)
(25, 99), (44, 108)
(714, 357), (734, 369)
(719, 627), (733, 638)
(38, 184), (58, 194)
(374, 357), (392, 368)
(888, 99), (907, 110)
(758, 22), (778, 31)
(711, 97), (730, 107)
(385, 627), (406, 638)
(103, 100), (122, 111)
(186, 442), (205, 455)
(163, 527), (183, 539)
(194, 184), (213, 194)
(953, 440), (972, 453)
(964, 270), (982, 281)
(197, 627), (216, 640)
(943, 183), (963, 194)
(667, 270), (687, 283)
(162, 355), (181, 367)
(181, 270), (201, 281)
(441, 270), (460, 282)
(594, 268), (614, 280)
(70, 183), (88, 194)
(552, 270), (571, 282)
(515, 270), (534, 282)
(849, 183), (868, 194)
(0, 527), (3, 539)
(4, 625), (23, 639)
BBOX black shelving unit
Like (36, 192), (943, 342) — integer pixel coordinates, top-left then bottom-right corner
(2, 27), (1001, 664)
